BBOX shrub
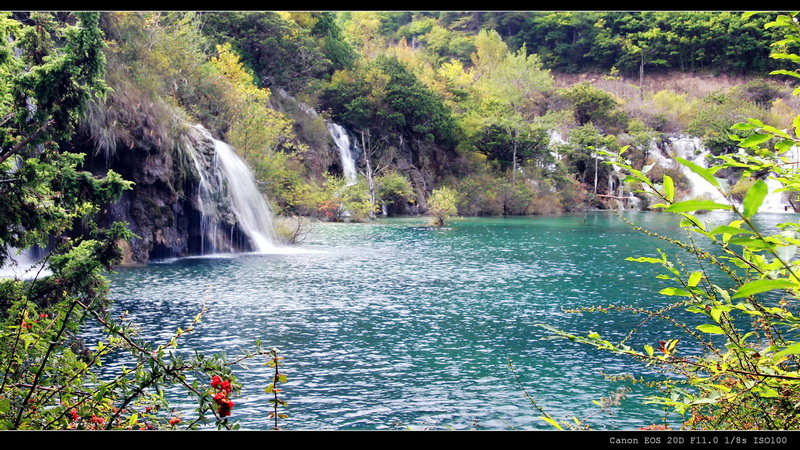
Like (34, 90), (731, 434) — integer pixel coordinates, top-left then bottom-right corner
(427, 186), (459, 226)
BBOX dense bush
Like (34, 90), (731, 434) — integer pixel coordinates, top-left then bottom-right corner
(427, 186), (459, 226)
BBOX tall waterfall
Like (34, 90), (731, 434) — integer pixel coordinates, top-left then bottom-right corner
(327, 123), (358, 185)
(189, 125), (278, 254)
(213, 138), (278, 252)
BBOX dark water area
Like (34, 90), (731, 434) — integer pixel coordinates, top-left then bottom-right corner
(104, 210), (795, 430)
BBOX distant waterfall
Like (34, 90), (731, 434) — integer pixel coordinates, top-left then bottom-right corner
(189, 125), (277, 254)
(656, 137), (797, 213)
(761, 146), (800, 213)
(1, 246), (50, 280)
(658, 137), (729, 204)
(327, 123), (358, 185)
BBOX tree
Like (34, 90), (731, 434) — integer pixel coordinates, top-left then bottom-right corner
(464, 29), (553, 185)
(208, 42), (296, 160)
(376, 170), (416, 216)
(427, 186), (459, 226)
(559, 82), (627, 132)
(201, 12), (330, 92)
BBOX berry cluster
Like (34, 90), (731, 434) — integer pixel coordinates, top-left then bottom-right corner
(210, 375), (234, 418)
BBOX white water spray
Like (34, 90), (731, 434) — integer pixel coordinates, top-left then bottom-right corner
(213, 139), (278, 252)
(0, 247), (51, 279)
(190, 125), (278, 254)
(327, 123), (358, 185)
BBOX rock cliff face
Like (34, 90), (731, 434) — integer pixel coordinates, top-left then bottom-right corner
(81, 124), (251, 265)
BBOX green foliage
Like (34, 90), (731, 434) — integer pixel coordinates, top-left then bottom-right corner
(451, 170), (565, 216)
(472, 122), (551, 172)
(545, 13), (800, 430)
(559, 82), (628, 133)
(208, 42), (296, 158)
(559, 123), (618, 186)
(309, 12), (357, 73)
(427, 186), (459, 226)
(201, 11), (332, 92)
(512, 12), (779, 75)
(338, 178), (376, 222)
(375, 170), (416, 215)
(728, 176), (758, 203)
(737, 78), (784, 108)
(687, 91), (759, 156)
(645, 90), (703, 132)
(321, 55), (458, 150)
(0, 12), (267, 431)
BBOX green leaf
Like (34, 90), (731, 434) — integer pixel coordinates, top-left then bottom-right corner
(710, 225), (754, 236)
(742, 179), (768, 219)
(731, 279), (797, 299)
(696, 324), (725, 335)
(666, 200), (731, 213)
(663, 175), (674, 202)
(687, 271), (703, 287)
(626, 256), (664, 264)
(676, 157), (720, 188)
(660, 287), (692, 297)
(773, 342), (800, 361)
(738, 133), (773, 148)
(728, 237), (775, 250)
(540, 416), (563, 430)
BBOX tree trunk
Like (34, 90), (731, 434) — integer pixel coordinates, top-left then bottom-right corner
(361, 131), (377, 220)
(511, 128), (518, 187)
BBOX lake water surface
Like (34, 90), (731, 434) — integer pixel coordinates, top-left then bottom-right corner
(106, 211), (790, 430)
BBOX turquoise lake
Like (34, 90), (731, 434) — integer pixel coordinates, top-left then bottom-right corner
(105, 210), (794, 430)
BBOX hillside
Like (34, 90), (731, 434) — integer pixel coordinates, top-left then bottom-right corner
(50, 11), (800, 261)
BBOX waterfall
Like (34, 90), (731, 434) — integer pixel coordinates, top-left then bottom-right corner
(327, 123), (358, 185)
(186, 131), (224, 254)
(1, 247), (51, 280)
(655, 137), (797, 213)
(662, 137), (729, 204)
(189, 125), (278, 254)
(213, 139), (278, 252)
(761, 146), (800, 213)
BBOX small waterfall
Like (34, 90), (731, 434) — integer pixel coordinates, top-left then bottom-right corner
(1, 246), (51, 280)
(655, 137), (797, 213)
(213, 139), (278, 252)
(761, 177), (792, 212)
(186, 131), (224, 254)
(761, 146), (800, 213)
(663, 137), (729, 204)
(327, 123), (358, 185)
(189, 125), (277, 254)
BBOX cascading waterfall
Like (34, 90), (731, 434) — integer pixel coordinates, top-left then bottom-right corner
(189, 125), (278, 254)
(1, 246), (50, 279)
(327, 123), (359, 185)
(761, 145), (800, 213)
(607, 165), (634, 209)
(655, 137), (797, 213)
(186, 130), (224, 254)
(664, 137), (729, 204)
(213, 138), (278, 252)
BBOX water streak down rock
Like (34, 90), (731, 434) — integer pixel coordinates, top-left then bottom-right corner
(91, 124), (278, 264)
